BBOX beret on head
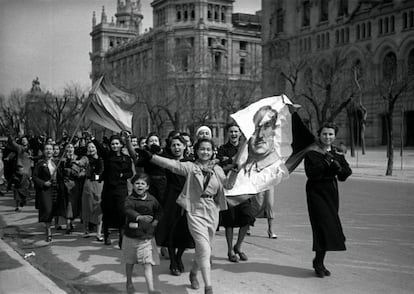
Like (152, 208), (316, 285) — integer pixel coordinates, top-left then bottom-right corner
(196, 126), (212, 138)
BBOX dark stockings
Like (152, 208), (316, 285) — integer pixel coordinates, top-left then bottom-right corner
(169, 247), (185, 272)
(314, 250), (326, 267)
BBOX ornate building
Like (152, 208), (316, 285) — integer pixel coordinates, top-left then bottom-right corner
(262, 0), (414, 146)
(90, 0), (262, 143)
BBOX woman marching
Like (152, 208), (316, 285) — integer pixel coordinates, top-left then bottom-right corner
(136, 138), (227, 294)
(32, 143), (58, 242)
(304, 122), (352, 278)
(96, 135), (133, 247)
(81, 141), (104, 241)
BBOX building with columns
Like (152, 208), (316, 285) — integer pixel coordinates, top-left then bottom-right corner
(262, 0), (414, 147)
(90, 0), (262, 143)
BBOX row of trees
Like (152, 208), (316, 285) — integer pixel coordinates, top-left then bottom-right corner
(0, 81), (87, 140)
(266, 46), (413, 176)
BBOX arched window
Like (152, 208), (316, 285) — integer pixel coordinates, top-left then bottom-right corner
(403, 12), (408, 29)
(362, 23), (366, 39)
(356, 24), (360, 40)
(408, 49), (414, 76)
(379, 19), (383, 34)
(240, 58), (246, 75)
(390, 15), (395, 32)
(317, 35), (320, 49)
(367, 22), (371, 37)
(383, 52), (397, 81)
(320, 0), (328, 22)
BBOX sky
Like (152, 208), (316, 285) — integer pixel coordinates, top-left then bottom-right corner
(0, 0), (261, 96)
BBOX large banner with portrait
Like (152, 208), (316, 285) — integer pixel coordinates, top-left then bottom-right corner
(224, 95), (295, 198)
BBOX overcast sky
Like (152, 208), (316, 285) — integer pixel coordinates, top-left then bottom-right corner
(0, 0), (261, 96)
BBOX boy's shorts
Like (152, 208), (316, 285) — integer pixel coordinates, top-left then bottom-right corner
(122, 236), (160, 265)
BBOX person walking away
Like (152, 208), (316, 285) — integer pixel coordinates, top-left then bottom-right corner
(11, 165), (31, 211)
(123, 173), (162, 294)
(304, 122), (352, 278)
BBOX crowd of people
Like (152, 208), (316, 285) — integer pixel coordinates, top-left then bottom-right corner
(0, 120), (352, 294)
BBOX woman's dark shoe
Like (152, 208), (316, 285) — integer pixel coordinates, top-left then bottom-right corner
(322, 265), (331, 276)
(205, 285), (213, 294)
(267, 230), (277, 239)
(170, 267), (181, 276)
(177, 259), (185, 273)
(126, 283), (135, 294)
(233, 246), (248, 261)
(313, 259), (325, 278)
(95, 235), (104, 242)
(227, 252), (239, 263)
(104, 238), (112, 245)
(46, 235), (52, 242)
(189, 271), (200, 289)
(65, 223), (74, 234)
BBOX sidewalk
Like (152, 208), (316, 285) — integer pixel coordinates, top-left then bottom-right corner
(294, 146), (414, 182)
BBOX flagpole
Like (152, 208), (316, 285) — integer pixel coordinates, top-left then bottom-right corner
(53, 76), (103, 175)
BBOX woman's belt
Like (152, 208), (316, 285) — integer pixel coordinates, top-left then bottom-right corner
(200, 194), (214, 199)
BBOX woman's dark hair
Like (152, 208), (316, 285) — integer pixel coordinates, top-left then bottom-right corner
(130, 172), (150, 186)
(193, 138), (215, 160)
(168, 134), (187, 149)
(109, 134), (123, 144)
(225, 122), (240, 132)
(317, 122), (339, 136)
(146, 132), (159, 145)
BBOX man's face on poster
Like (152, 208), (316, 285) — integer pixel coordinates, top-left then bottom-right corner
(249, 106), (277, 158)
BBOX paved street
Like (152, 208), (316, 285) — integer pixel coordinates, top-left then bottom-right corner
(1, 169), (414, 294)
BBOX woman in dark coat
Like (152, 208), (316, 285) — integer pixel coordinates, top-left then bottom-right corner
(304, 122), (352, 278)
(154, 135), (195, 276)
(56, 143), (86, 234)
(98, 135), (133, 246)
(32, 143), (58, 242)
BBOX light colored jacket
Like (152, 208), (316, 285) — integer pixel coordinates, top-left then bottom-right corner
(151, 156), (228, 212)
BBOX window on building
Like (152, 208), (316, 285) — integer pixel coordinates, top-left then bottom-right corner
(385, 17), (389, 33)
(338, 0), (348, 17)
(214, 5), (219, 21)
(276, 8), (284, 33)
(221, 39), (227, 46)
(356, 24), (360, 40)
(368, 22), (371, 37)
(182, 54), (189, 72)
(379, 19), (383, 34)
(188, 37), (194, 47)
(326, 32), (330, 48)
(240, 41), (247, 51)
(183, 5), (188, 21)
(190, 4), (195, 20)
(321, 33), (325, 48)
(320, 0), (329, 22)
(336, 30), (339, 44)
(214, 52), (221, 71)
(302, 1), (310, 27)
(362, 23), (366, 39)
(340, 29), (344, 43)
(316, 35), (320, 49)
(403, 12), (408, 29)
(240, 58), (246, 75)
(410, 11), (414, 28)
(346, 27), (350, 43)
(408, 49), (414, 76)
(208, 37), (213, 47)
(383, 52), (397, 81)
(208, 4), (213, 20)
(176, 5), (182, 21)
(390, 15), (395, 32)
(221, 6), (226, 22)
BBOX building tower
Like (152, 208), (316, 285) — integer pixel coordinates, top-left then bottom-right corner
(89, 1), (143, 82)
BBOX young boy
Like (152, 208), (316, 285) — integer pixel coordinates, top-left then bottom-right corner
(11, 165), (30, 212)
(123, 173), (163, 294)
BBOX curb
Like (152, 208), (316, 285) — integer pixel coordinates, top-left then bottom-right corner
(0, 237), (66, 294)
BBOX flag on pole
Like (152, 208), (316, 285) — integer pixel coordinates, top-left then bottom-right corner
(84, 76), (135, 133)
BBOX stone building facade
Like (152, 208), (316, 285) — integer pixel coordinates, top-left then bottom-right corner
(90, 0), (262, 143)
(262, 0), (414, 146)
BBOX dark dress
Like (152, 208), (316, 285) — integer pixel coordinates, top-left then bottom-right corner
(218, 142), (255, 228)
(155, 156), (195, 249)
(32, 159), (58, 223)
(56, 156), (86, 220)
(100, 152), (133, 229)
(304, 145), (352, 252)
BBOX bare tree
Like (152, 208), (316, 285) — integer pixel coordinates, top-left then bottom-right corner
(40, 83), (87, 139)
(0, 89), (28, 136)
(374, 69), (412, 175)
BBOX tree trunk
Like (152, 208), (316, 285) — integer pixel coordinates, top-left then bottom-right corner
(347, 106), (355, 157)
(386, 112), (394, 176)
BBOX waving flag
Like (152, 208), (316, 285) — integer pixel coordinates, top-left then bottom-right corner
(84, 76), (135, 132)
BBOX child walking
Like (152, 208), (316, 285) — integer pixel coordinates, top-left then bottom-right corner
(123, 173), (163, 294)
